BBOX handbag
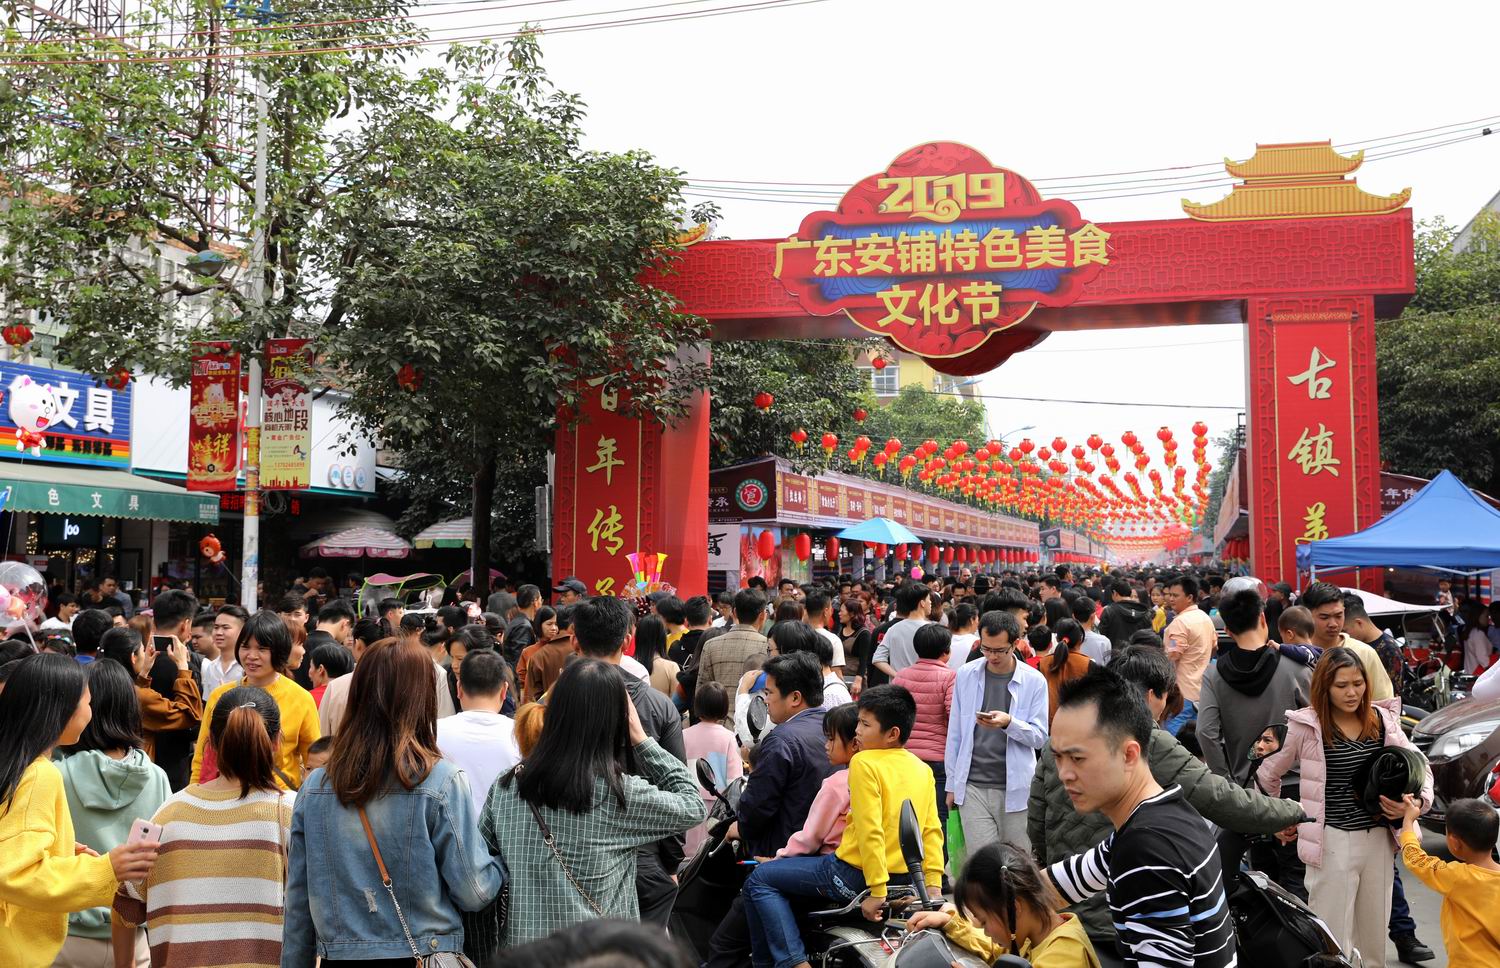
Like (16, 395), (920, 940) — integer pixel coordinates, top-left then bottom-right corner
(515, 765), (606, 917)
(357, 806), (483, 968)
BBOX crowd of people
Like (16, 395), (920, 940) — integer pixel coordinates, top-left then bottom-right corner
(1, 563), (1498, 967)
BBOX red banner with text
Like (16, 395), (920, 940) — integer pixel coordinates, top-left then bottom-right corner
(187, 343), (241, 492)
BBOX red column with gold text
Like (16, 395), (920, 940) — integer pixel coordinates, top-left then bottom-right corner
(1246, 296), (1381, 588)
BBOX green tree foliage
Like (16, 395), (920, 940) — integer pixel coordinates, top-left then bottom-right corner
(1376, 214), (1500, 495)
(860, 384), (988, 450)
(708, 339), (872, 470)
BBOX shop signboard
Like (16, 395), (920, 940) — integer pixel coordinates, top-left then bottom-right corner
(186, 343), (241, 491)
(707, 524), (740, 572)
(261, 339), (313, 490)
(0, 361), (132, 468)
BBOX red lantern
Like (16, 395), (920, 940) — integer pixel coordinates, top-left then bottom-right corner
(1071, 445), (1086, 460)
(957, 546), (968, 563)
(790, 428), (808, 450)
(872, 451), (889, 469)
(874, 542), (887, 557)
(104, 367), (131, 392)
(928, 545), (941, 564)
(1121, 431), (1138, 448)
(871, 356), (888, 370)
(885, 437), (901, 453)
(1018, 438), (1035, 455)
(826, 537), (840, 561)
(754, 391), (774, 412)
(756, 530), (777, 561)
(794, 533), (811, 562)
(821, 432), (839, 456)
(852, 408), (868, 424)
(1156, 426), (1173, 442)
(943, 546), (955, 564)
(1100, 443), (1115, 458)
(895, 543), (909, 561)
(1051, 437), (1067, 453)
(3, 323), (32, 348)
(397, 363), (424, 392)
(1009, 447), (1023, 462)
(1191, 420), (1209, 437)
(1087, 434), (1103, 451)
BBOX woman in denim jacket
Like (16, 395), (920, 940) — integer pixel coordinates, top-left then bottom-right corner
(282, 639), (503, 967)
(480, 658), (704, 946)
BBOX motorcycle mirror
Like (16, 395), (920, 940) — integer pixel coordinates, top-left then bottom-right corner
(695, 758), (720, 795)
(898, 799), (935, 910)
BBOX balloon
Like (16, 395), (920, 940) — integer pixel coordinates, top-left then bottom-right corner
(0, 561), (45, 626)
(826, 538), (840, 561)
(794, 533), (811, 562)
(756, 530), (776, 561)
(910, 566), (924, 580)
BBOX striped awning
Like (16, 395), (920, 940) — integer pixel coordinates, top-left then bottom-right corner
(413, 516), (472, 549)
(299, 526), (411, 559)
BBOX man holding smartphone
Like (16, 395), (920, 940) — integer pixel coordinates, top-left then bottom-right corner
(943, 609), (1049, 853)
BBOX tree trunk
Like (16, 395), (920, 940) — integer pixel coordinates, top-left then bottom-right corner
(470, 445), (497, 599)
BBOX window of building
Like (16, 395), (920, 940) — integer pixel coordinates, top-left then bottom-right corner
(860, 364), (899, 395)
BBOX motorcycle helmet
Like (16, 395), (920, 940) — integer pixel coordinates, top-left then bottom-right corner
(1354, 746), (1427, 818)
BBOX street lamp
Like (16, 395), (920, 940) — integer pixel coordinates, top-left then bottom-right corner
(997, 424), (1035, 441)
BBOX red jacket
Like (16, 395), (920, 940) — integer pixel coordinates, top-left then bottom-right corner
(893, 658), (956, 763)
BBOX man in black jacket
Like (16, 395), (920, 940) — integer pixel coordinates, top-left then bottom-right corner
(1098, 578), (1153, 652)
(573, 597), (686, 928)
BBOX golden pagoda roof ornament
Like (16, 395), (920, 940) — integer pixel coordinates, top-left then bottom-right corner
(1183, 140), (1410, 221)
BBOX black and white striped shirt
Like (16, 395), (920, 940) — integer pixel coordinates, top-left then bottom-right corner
(1049, 785), (1236, 967)
(1323, 735), (1382, 831)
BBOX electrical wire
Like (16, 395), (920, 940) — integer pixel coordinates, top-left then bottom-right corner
(0, 0), (830, 65)
(925, 389), (1244, 411)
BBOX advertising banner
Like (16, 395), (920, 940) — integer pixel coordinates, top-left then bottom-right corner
(261, 339), (313, 491)
(0, 361), (132, 468)
(187, 343), (240, 491)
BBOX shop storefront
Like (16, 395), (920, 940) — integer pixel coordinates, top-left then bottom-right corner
(0, 360), (217, 599)
(709, 457), (1040, 591)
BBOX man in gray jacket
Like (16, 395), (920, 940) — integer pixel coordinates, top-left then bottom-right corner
(1197, 586), (1311, 784)
(1029, 644), (1305, 958)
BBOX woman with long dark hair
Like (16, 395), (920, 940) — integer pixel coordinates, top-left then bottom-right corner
(634, 613), (679, 698)
(283, 639), (503, 967)
(57, 659), (170, 968)
(839, 598), (873, 695)
(480, 658), (704, 946)
(115, 685), (293, 967)
(191, 610), (321, 789)
(1258, 646), (1433, 968)
(1034, 618), (1092, 723)
(0, 653), (158, 965)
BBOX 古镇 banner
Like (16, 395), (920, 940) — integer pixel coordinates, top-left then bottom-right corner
(187, 343), (241, 492)
(260, 339), (313, 491)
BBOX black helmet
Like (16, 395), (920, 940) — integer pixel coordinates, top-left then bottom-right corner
(1355, 746), (1427, 818)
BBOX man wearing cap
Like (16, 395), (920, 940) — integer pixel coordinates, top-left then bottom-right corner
(553, 577), (587, 605)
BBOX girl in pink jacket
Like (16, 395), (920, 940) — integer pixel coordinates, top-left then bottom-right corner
(1257, 646), (1433, 968)
(770, 702), (859, 859)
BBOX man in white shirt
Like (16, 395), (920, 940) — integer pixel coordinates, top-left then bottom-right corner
(202, 605), (248, 698)
(41, 592), (80, 631)
(436, 649), (520, 812)
(801, 590), (847, 672)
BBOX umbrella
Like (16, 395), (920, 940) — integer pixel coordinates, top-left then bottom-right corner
(300, 527), (411, 559)
(835, 516), (921, 546)
(452, 567), (508, 586)
(413, 517), (472, 549)
(1340, 587), (1441, 617)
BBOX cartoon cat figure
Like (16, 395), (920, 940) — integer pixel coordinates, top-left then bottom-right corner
(9, 375), (59, 456)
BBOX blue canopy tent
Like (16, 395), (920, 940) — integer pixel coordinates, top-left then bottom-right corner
(1295, 470), (1500, 577)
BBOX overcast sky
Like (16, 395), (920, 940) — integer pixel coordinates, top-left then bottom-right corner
(448, 0), (1499, 457)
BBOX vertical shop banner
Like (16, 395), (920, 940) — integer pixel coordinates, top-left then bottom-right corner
(261, 339), (313, 491)
(187, 343), (241, 491)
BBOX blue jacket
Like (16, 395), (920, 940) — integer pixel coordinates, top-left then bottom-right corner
(944, 658), (1049, 813)
(736, 706), (831, 857)
(281, 759), (504, 965)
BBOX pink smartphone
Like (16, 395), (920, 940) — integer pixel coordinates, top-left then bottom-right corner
(127, 819), (163, 846)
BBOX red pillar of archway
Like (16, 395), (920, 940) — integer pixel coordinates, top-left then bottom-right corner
(1246, 295), (1382, 589)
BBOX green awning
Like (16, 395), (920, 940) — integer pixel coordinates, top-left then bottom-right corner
(0, 462), (219, 524)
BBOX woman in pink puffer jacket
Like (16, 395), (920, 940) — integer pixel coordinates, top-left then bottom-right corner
(1257, 647), (1432, 968)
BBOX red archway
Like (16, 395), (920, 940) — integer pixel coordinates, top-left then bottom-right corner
(554, 140), (1413, 596)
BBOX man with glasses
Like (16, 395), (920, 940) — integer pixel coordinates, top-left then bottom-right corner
(944, 609), (1048, 853)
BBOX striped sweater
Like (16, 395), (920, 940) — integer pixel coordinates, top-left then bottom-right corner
(114, 781), (294, 968)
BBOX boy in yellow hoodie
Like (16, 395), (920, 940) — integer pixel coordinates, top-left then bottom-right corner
(743, 684), (943, 968)
(1398, 794), (1500, 964)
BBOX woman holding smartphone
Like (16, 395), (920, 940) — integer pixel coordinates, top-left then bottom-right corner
(0, 653), (159, 966)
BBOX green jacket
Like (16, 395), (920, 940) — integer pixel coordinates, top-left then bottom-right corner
(1027, 726), (1304, 948)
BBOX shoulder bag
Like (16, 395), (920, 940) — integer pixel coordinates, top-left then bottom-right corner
(358, 806), (485, 968)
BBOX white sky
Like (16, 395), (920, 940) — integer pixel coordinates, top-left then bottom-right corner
(441, 0), (1500, 456)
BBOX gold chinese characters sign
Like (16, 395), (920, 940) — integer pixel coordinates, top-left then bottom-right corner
(772, 142), (1110, 359)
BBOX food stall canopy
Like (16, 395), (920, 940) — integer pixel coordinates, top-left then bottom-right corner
(1296, 471), (1500, 575)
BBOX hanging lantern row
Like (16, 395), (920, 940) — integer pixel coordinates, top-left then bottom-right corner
(761, 530), (1044, 566)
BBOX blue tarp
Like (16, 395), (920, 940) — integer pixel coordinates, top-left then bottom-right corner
(1295, 470), (1500, 572)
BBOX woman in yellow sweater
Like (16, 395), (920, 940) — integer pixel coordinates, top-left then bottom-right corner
(906, 842), (1102, 968)
(192, 611), (320, 790)
(0, 653), (159, 967)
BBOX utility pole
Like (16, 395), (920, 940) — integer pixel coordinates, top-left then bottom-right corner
(239, 0), (272, 611)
